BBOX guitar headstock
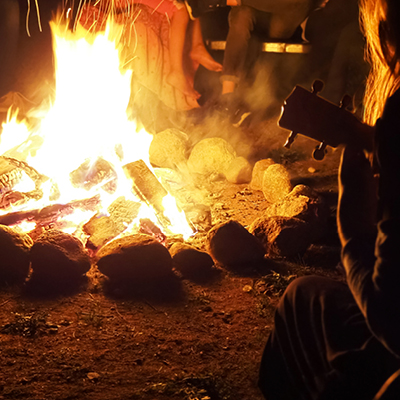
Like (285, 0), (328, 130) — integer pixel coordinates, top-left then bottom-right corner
(279, 80), (374, 160)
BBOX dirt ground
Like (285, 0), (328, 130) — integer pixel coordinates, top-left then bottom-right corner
(0, 127), (346, 400)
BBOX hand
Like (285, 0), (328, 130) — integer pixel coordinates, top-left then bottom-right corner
(337, 146), (378, 245)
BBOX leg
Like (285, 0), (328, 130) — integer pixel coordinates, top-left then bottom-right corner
(186, 0), (325, 19)
(167, 7), (200, 99)
(259, 276), (400, 400)
(189, 18), (222, 72)
(221, 6), (256, 92)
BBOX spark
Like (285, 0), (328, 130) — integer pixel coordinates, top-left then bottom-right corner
(25, 0), (43, 37)
(151, 0), (165, 15)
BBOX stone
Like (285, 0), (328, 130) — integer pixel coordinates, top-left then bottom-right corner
(30, 230), (91, 281)
(96, 234), (172, 282)
(250, 159), (275, 191)
(262, 164), (292, 203)
(181, 204), (212, 231)
(149, 128), (189, 169)
(249, 215), (312, 257)
(187, 137), (236, 176)
(206, 220), (265, 268)
(169, 242), (214, 278)
(0, 225), (33, 284)
(264, 184), (329, 242)
(225, 157), (252, 184)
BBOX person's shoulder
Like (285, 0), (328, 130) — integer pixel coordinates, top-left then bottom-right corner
(382, 88), (400, 120)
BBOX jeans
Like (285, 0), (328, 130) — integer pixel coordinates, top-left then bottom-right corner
(258, 276), (400, 400)
(221, 0), (322, 84)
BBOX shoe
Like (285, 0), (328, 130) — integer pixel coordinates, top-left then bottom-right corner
(216, 93), (252, 127)
(184, 0), (227, 19)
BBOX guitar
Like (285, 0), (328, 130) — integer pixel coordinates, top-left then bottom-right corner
(279, 80), (375, 160)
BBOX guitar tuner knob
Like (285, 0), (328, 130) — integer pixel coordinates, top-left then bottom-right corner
(340, 94), (353, 110)
(313, 142), (327, 161)
(284, 132), (298, 149)
(311, 80), (324, 95)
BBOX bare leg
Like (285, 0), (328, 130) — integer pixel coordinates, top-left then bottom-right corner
(167, 7), (200, 99)
(222, 80), (236, 94)
(190, 19), (223, 72)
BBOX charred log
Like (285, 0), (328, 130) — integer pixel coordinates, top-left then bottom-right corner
(70, 157), (118, 194)
(0, 195), (101, 227)
(83, 196), (141, 250)
(0, 156), (48, 210)
(123, 160), (170, 228)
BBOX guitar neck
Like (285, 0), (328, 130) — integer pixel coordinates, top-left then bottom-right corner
(279, 84), (375, 155)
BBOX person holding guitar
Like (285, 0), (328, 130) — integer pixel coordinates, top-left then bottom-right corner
(258, 0), (400, 399)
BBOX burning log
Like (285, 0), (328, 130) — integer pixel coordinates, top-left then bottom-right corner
(0, 157), (23, 195)
(83, 196), (141, 250)
(123, 159), (171, 228)
(0, 156), (48, 210)
(70, 157), (118, 194)
(0, 195), (101, 227)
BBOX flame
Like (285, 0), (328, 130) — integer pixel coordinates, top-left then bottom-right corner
(0, 16), (194, 241)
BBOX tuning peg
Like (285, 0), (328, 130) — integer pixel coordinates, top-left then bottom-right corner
(284, 132), (298, 149)
(340, 94), (353, 111)
(311, 80), (324, 95)
(313, 142), (327, 161)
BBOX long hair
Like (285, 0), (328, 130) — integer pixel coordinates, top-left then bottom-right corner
(360, 0), (400, 124)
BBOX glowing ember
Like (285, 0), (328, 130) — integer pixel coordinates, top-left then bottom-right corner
(0, 17), (194, 241)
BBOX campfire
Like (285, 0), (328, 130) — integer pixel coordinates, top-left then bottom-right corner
(0, 16), (194, 244)
(0, 7), (331, 292)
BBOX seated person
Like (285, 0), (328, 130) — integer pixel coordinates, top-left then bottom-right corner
(186, 0), (329, 121)
(258, 0), (400, 398)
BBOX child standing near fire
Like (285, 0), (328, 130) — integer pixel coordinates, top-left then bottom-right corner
(113, 0), (222, 104)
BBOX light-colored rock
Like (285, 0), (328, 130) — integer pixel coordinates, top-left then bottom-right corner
(206, 220), (265, 268)
(264, 184), (329, 241)
(187, 137), (236, 176)
(225, 157), (252, 184)
(262, 164), (292, 203)
(250, 159), (275, 191)
(249, 216), (312, 257)
(30, 230), (91, 281)
(97, 234), (172, 282)
(149, 129), (189, 169)
(0, 225), (33, 284)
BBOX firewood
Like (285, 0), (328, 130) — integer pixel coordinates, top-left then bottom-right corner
(123, 160), (170, 228)
(83, 196), (141, 250)
(0, 195), (101, 227)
